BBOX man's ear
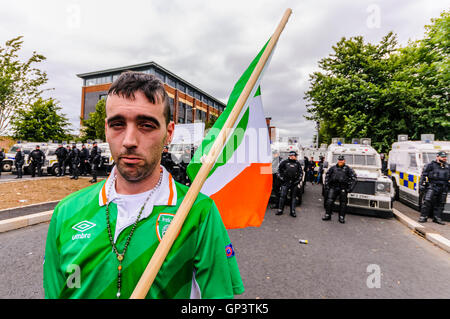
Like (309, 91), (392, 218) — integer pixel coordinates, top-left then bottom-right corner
(165, 121), (175, 145)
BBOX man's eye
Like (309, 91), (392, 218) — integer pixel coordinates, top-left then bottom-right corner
(109, 122), (124, 128)
(140, 123), (156, 129)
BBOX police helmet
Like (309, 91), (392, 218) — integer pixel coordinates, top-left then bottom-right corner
(289, 151), (297, 156)
(337, 155), (345, 160)
(437, 151), (447, 157)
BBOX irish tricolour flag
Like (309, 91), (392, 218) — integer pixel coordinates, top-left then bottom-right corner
(187, 41), (274, 229)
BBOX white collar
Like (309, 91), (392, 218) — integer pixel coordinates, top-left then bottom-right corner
(99, 165), (177, 207)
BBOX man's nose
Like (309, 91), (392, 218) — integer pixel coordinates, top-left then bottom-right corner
(122, 124), (138, 149)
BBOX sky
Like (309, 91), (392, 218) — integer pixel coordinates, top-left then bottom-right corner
(0, 0), (448, 146)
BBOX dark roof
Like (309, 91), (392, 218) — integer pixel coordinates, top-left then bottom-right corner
(76, 61), (226, 107)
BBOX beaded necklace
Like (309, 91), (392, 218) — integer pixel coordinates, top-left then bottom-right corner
(105, 170), (163, 298)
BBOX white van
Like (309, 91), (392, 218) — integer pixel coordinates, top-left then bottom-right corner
(388, 134), (450, 220)
(322, 138), (394, 217)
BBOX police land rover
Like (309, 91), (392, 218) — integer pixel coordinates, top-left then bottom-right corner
(388, 134), (450, 221)
(322, 138), (394, 218)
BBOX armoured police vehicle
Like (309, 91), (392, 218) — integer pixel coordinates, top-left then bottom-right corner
(388, 134), (450, 221)
(322, 138), (394, 217)
(3, 142), (48, 172)
(97, 142), (114, 172)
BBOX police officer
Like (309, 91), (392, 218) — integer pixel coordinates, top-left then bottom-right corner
(322, 155), (357, 223)
(270, 150), (282, 209)
(80, 144), (90, 176)
(14, 147), (25, 179)
(380, 153), (388, 176)
(161, 145), (175, 174)
(89, 142), (102, 183)
(418, 151), (449, 225)
(0, 148), (4, 177)
(179, 147), (192, 185)
(29, 145), (46, 177)
(64, 145), (72, 175)
(277, 151), (303, 217)
(55, 144), (68, 176)
(69, 144), (80, 180)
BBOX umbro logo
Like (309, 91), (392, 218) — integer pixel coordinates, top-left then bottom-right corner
(72, 221), (96, 240)
(72, 221), (96, 232)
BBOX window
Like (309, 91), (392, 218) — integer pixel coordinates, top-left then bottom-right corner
(354, 155), (365, 165)
(422, 152), (436, 165)
(155, 70), (165, 82)
(332, 154), (354, 165)
(167, 76), (176, 88)
(187, 87), (195, 97)
(99, 94), (107, 100)
(409, 153), (417, 167)
(178, 103), (185, 121)
(185, 105), (192, 123)
(366, 155), (376, 166)
(169, 97), (174, 116)
(177, 82), (186, 92)
(112, 74), (120, 82)
(86, 78), (96, 86)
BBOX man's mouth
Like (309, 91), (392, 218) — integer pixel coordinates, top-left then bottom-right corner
(119, 156), (143, 165)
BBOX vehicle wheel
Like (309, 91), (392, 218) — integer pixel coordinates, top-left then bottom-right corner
(51, 165), (59, 176)
(2, 162), (12, 172)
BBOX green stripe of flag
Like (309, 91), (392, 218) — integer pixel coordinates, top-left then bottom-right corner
(187, 39), (269, 180)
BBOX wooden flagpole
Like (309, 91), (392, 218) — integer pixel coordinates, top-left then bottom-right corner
(130, 8), (292, 299)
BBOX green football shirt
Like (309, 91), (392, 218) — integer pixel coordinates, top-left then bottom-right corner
(43, 167), (245, 299)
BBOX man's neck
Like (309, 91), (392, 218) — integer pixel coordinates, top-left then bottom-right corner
(114, 166), (162, 195)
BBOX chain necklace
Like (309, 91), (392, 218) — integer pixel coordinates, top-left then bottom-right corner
(105, 170), (163, 298)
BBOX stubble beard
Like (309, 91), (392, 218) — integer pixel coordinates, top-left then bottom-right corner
(116, 145), (163, 183)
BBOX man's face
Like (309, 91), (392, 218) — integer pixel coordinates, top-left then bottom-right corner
(105, 90), (174, 182)
(338, 159), (345, 166)
(289, 155), (296, 160)
(438, 155), (447, 163)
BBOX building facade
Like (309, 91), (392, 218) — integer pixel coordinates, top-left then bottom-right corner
(77, 61), (226, 126)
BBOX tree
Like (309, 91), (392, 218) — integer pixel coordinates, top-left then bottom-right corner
(81, 98), (106, 141)
(305, 11), (449, 153)
(10, 98), (71, 141)
(0, 36), (49, 135)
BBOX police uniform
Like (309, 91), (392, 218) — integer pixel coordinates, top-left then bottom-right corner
(70, 145), (81, 180)
(14, 149), (25, 178)
(323, 155), (357, 223)
(418, 151), (449, 225)
(30, 147), (46, 177)
(0, 149), (4, 176)
(89, 144), (102, 183)
(80, 145), (90, 176)
(161, 146), (175, 174)
(55, 145), (68, 176)
(277, 151), (303, 217)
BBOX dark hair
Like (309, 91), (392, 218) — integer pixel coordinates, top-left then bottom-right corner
(107, 71), (171, 125)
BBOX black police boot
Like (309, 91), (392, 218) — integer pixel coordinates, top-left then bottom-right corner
(290, 210), (297, 217)
(418, 216), (427, 223)
(276, 209), (283, 215)
(339, 215), (345, 224)
(432, 218), (446, 225)
(89, 178), (97, 183)
(322, 213), (331, 221)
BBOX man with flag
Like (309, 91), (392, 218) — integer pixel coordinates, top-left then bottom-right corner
(43, 72), (244, 298)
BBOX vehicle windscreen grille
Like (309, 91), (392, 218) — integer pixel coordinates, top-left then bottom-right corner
(353, 181), (376, 195)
